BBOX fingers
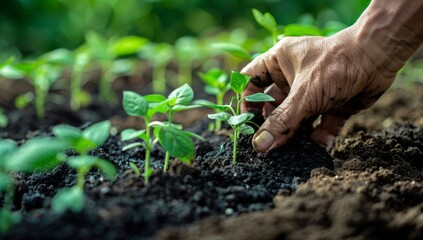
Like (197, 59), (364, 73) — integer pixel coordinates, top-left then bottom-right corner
(311, 114), (349, 151)
(262, 84), (287, 117)
(252, 92), (309, 153)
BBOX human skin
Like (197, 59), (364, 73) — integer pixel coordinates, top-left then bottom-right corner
(241, 0), (423, 152)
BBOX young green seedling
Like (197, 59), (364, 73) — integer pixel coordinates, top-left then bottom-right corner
(70, 46), (92, 111)
(52, 120), (117, 213)
(121, 84), (203, 183)
(197, 71), (274, 164)
(198, 68), (231, 132)
(138, 42), (174, 93)
(252, 8), (280, 45)
(175, 36), (201, 86)
(121, 91), (167, 184)
(152, 84), (205, 172)
(85, 32), (149, 104)
(0, 138), (67, 234)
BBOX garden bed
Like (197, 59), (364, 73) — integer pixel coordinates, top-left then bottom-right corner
(1, 83), (422, 240)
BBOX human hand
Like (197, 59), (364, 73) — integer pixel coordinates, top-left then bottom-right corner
(241, 26), (397, 152)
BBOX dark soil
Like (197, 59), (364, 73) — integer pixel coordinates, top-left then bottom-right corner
(1, 82), (422, 240)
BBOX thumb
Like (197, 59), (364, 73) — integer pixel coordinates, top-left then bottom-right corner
(252, 89), (309, 153)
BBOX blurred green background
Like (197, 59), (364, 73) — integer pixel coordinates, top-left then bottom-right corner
(0, 0), (370, 59)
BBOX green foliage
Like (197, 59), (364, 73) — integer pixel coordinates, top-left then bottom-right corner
(198, 71), (274, 164)
(212, 43), (252, 61)
(252, 8), (280, 44)
(51, 120), (116, 213)
(121, 84), (203, 183)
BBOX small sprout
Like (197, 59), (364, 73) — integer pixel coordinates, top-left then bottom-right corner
(212, 43), (252, 61)
(252, 9), (280, 44)
(198, 68), (231, 132)
(52, 120), (117, 213)
(85, 32), (149, 104)
(129, 162), (141, 176)
(121, 84), (203, 183)
(198, 71), (274, 164)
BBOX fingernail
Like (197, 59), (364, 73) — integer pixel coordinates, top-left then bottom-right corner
(253, 131), (274, 152)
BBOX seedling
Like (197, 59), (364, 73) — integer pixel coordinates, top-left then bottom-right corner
(52, 120), (117, 213)
(196, 71), (274, 164)
(252, 9), (280, 44)
(0, 138), (67, 234)
(121, 84), (203, 183)
(198, 68), (230, 132)
(70, 46), (92, 111)
(85, 32), (149, 104)
(138, 42), (174, 93)
(174, 36), (201, 86)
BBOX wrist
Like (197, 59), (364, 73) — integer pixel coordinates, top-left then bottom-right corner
(352, 0), (423, 74)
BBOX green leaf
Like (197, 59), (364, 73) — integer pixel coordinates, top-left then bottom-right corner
(171, 105), (200, 112)
(122, 142), (144, 151)
(283, 24), (322, 36)
(123, 91), (149, 116)
(239, 124), (255, 135)
(111, 59), (134, 75)
(85, 31), (110, 61)
(230, 71), (250, 94)
(53, 124), (82, 146)
(0, 208), (21, 235)
(0, 139), (16, 157)
(111, 36), (149, 57)
(14, 92), (33, 109)
(193, 100), (232, 111)
(121, 129), (146, 141)
(212, 43), (252, 60)
(41, 48), (73, 65)
(129, 162), (141, 176)
(0, 64), (25, 79)
(185, 131), (206, 141)
(204, 85), (220, 96)
(67, 155), (97, 170)
(82, 120), (111, 148)
(0, 114), (7, 128)
(198, 68), (228, 89)
(208, 112), (231, 121)
(52, 187), (84, 213)
(6, 138), (66, 172)
(94, 159), (117, 179)
(0, 173), (12, 192)
(144, 94), (167, 103)
(252, 9), (278, 35)
(228, 112), (254, 126)
(168, 84), (194, 106)
(244, 93), (275, 102)
(159, 126), (195, 159)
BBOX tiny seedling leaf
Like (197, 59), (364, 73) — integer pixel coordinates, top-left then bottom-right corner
(67, 156), (97, 170)
(129, 162), (141, 176)
(244, 93), (275, 102)
(230, 71), (250, 94)
(6, 138), (66, 172)
(144, 94), (167, 103)
(252, 9), (278, 34)
(123, 91), (149, 116)
(111, 36), (149, 57)
(94, 159), (117, 179)
(212, 43), (252, 60)
(198, 68), (228, 89)
(52, 187), (84, 214)
(228, 112), (254, 126)
(121, 129), (146, 142)
(283, 24), (322, 36)
(159, 126), (195, 159)
(208, 112), (231, 121)
(0, 139), (17, 157)
(204, 85), (220, 95)
(168, 84), (194, 106)
(82, 120), (111, 148)
(122, 142), (144, 151)
(239, 124), (255, 135)
(193, 100), (232, 111)
(53, 125), (82, 146)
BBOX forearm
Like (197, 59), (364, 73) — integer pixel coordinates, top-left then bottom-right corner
(353, 0), (423, 73)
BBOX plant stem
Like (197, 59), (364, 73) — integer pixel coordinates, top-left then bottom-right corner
(99, 61), (116, 104)
(178, 60), (192, 86)
(76, 170), (85, 189)
(70, 68), (83, 111)
(35, 85), (45, 119)
(152, 65), (166, 94)
(163, 112), (174, 172)
(144, 118), (151, 184)
(233, 128), (238, 164)
(215, 92), (224, 132)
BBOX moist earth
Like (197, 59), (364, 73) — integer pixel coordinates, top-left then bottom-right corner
(1, 84), (422, 240)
